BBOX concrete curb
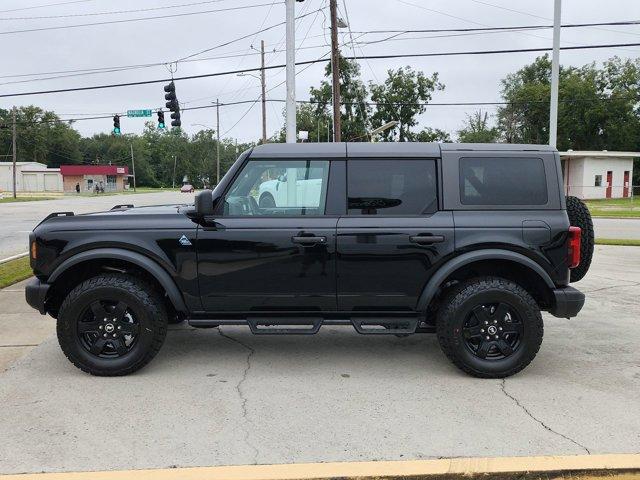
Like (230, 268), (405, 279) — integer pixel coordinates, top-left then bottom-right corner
(0, 252), (28, 265)
(2, 454), (639, 479)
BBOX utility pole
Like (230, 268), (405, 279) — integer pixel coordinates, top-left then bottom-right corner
(549, 0), (561, 148)
(285, 0), (296, 143)
(130, 143), (136, 192)
(329, 0), (342, 142)
(216, 99), (221, 185)
(172, 155), (177, 189)
(11, 107), (17, 198)
(260, 39), (267, 144)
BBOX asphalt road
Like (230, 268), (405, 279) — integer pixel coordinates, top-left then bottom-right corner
(0, 191), (195, 260)
(593, 217), (640, 240)
(0, 245), (638, 475)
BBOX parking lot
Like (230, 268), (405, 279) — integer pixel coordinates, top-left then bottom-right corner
(0, 244), (638, 475)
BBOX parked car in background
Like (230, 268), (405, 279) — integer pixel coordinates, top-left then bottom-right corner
(180, 184), (194, 193)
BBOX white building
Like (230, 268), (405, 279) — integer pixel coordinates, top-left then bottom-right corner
(0, 162), (63, 194)
(560, 151), (636, 200)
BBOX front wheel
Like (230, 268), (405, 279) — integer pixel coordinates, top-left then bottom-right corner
(57, 273), (168, 376)
(436, 277), (543, 378)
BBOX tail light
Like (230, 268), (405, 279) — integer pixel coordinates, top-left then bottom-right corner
(568, 226), (581, 269)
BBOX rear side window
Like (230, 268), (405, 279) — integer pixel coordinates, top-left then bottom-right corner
(460, 157), (547, 205)
(347, 159), (437, 215)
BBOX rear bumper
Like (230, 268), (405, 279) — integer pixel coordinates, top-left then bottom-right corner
(25, 278), (50, 315)
(548, 286), (585, 318)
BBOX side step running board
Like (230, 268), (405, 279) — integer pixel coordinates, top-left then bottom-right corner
(351, 318), (419, 335)
(247, 317), (323, 335)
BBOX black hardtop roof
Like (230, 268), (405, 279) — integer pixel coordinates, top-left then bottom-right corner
(249, 142), (556, 158)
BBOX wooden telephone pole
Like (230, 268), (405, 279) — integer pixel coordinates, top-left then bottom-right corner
(329, 0), (341, 142)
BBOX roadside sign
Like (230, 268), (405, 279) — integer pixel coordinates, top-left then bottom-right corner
(127, 109), (152, 118)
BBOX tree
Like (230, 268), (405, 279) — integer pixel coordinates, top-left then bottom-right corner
(414, 127), (451, 143)
(497, 55), (640, 151)
(369, 67), (444, 142)
(309, 55), (370, 141)
(457, 110), (499, 143)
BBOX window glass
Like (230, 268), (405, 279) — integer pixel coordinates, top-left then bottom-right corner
(347, 160), (437, 215)
(224, 160), (330, 216)
(460, 157), (547, 205)
(594, 175), (602, 187)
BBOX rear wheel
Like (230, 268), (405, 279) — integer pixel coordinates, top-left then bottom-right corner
(566, 195), (594, 282)
(436, 277), (543, 378)
(57, 273), (167, 376)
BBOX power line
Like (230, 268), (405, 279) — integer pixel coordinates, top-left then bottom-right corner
(0, 0), (238, 20)
(177, 6), (324, 61)
(2, 19), (637, 86)
(0, 0), (98, 14)
(0, 2), (281, 36)
(3, 42), (640, 99)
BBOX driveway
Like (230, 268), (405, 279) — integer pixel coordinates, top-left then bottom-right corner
(1, 245), (639, 474)
(0, 191), (195, 259)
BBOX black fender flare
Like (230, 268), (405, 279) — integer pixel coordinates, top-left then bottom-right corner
(48, 248), (188, 314)
(416, 249), (555, 312)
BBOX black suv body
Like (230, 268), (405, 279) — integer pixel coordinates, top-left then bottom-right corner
(25, 143), (587, 377)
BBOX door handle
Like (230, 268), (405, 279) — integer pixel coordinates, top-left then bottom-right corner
(292, 235), (327, 245)
(409, 235), (445, 245)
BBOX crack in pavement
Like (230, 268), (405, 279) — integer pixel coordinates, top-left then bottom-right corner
(217, 327), (260, 465)
(500, 379), (591, 455)
(583, 281), (640, 294)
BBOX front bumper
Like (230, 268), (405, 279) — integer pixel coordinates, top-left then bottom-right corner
(548, 286), (585, 318)
(25, 278), (50, 315)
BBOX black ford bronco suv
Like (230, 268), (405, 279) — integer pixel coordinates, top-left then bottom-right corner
(25, 143), (594, 378)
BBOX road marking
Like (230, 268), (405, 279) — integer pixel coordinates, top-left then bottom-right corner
(1, 454), (638, 479)
(0, 252), (28, 264)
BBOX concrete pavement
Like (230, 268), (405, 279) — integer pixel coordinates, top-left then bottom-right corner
(0, 245), (639, 475)
(0, 191), (195, 259)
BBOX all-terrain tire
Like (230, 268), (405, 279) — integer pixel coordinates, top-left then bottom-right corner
(566, 195), (594, 282)
(436, 277), (543, 378)
(57, 273), (168, 376)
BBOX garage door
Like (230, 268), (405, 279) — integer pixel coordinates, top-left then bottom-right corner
(23, 173), (37, 192)
(44, 173), (60, 191)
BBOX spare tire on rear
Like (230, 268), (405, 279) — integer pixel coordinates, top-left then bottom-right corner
(566, 195), (594, 282)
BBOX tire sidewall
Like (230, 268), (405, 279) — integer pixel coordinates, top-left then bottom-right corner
(443, 285), (542, 376)
(58, 282), (162, 373)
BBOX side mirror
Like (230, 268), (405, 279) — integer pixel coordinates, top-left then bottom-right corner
(194, 190), (215, 216)
(278, 174), (287, 182)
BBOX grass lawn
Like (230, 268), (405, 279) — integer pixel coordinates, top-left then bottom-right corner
(585, 197), (640, 218)
(0, 196), (58, 204)
(595, 238), (640, 247)
(0, 256), (32, 289)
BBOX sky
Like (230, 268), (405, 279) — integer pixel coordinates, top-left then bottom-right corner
(2, 0), (640, 143)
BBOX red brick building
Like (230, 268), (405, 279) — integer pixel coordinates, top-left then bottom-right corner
(60, 165), (129, 193)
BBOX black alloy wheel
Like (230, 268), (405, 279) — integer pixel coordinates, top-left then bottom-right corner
(77, 300), (140, 358)
(462, 302), (522, 360)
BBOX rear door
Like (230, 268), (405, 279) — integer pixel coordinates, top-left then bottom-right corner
(336, 156), (454, 312)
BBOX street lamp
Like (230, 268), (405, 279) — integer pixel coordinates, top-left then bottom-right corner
(370, 121), (399, 141)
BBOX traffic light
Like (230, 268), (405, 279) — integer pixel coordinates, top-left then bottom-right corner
(113, 115), (121, 135)
(164, 81), (181, 128)
(157, 110), (165, 129)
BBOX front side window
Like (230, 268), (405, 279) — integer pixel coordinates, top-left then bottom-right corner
(460, 157), (548, 205)
(347, 159), (438, 215)
(223, 159), (330, 216)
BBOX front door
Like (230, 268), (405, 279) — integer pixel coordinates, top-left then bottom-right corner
(337, 158), (455, 311)
(197, 158), (337, 312)
(606, 171), (613, 198)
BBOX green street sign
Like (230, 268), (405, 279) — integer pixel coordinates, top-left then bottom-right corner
(127, 109), (152, 118)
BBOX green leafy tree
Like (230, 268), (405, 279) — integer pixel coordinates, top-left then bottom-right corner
(457, 110), (499, 143)
(369, 67), (444, 142)
(414, 127), (451, 143)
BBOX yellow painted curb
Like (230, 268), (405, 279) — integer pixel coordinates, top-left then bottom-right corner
(2, 454), (639, 480)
